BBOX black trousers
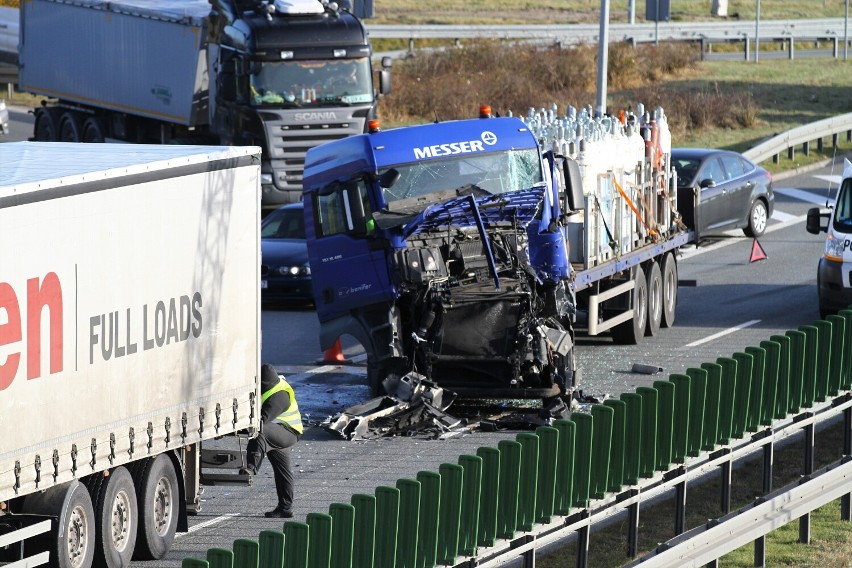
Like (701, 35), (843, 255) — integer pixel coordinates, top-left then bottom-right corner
(246, 421), (299, 509)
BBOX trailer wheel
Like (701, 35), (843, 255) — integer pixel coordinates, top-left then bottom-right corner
(132, 455), (178, 560)
(646, 261), (663, 337)
(89, 467), (137, 568)
(611, 265), (647, 345)
(59, 112), (83, 142)
(661, 252), (678, 328)
(34, 109), (60, 141)
(82, 118), (106, 143)
(22, 480), (96, 568)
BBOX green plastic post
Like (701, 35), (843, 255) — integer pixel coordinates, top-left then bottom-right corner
(457, 455), (481, 557)
(183, 559), (209, 568)
(572, 412), (594, 507)
(759, 340), (781, 426)
(553, 419), (576, 515)
(351, 493), (376, 568)
(716, 357), (738, 444)
(207, 549), (234, 568)
(685, 367), (707, 456)
(814, 320), (833, 402)
(395, 479), (421, 568)
(603, 399), (626, 492)
(437, 464), (463, 566)
(619, 393), (642, 485)
(744, 346), (766, 432)
(636, 387), (658, 478)
(731, 352), (753, 438)
(590, 404), (614, 499)
(769, 334), (791, 419)
(328, 503), (355, 568)
(786, 329), (806, 412)
(233, 539), (260, 568)
(281, 524), (307, 568)
(800, 325), (819, 408)
(516, 433), (539, 531)
(415, 471), (441, 568)
(653, 380), (674, 471)
(534, 426), (559, 524)
(374, 486), (399, 568)
(307, 513), (332, 568)
(669, 374), (691, 463)
(839, 309), (852, 389)
(827, 314), (846, 396)
(497, 440), (521, 538)
(259, 530), (286, 568)
(474, 448), (499, 548)
(700, 362), (722, 451)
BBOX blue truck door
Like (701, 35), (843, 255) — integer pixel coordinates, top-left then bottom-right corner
(308, 178), (395, 321)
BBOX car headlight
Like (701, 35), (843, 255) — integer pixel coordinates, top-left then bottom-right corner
(261, 173), (273, 185)
(825, 233), (845, 263)
(276, 265), (311, 276)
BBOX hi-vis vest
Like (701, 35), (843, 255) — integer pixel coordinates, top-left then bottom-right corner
(261, 378), (303, 434)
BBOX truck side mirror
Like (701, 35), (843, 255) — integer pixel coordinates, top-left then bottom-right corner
(378, 69), (392, 96)
(379, 168), (400, 189)
(806, 207), (830, 234)
(562, 157), (584, 213)
(218, 58), (238, 102)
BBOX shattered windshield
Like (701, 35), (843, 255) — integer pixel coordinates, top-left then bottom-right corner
(834, 178), (852, 230)
(250, 58), (373, 106)
(380, 149), (544, 205)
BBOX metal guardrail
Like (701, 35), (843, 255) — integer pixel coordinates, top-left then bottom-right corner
(744, 112), (852, 165)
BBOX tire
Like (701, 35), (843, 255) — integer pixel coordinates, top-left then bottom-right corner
(743, 199), (768, 237)
(132, 455), (178, 560)
(22, 480), (96, 568)
(661, 252), (678, 328)
(90, 467), (138, 568)
(82, 117), (106, 143)
(611, 264), (647, 345)
(646, 261), (663, 337)
(59, 112), (83, 142)
(34, 109), (60, 141)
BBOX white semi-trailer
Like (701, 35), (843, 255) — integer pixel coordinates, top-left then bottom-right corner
(0, 142), (261, 568)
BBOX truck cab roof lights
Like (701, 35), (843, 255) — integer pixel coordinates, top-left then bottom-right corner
(280, 50), (294, 59)
(333, 49), (347, 57)
(479, 105), (493, 119)
(368, 120), (381, 133)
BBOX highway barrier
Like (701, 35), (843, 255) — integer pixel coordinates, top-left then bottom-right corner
(183, 310), (852, 568)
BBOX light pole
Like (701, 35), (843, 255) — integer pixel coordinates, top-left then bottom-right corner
(596, 0), (610, 117)
(755, 0), (761, 63)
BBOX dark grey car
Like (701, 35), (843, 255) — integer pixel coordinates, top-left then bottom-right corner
(672, 148), (774, 238)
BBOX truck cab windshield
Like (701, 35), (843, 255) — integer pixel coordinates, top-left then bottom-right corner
(250, 57), (373, 106)
(380, 148), (544, 205)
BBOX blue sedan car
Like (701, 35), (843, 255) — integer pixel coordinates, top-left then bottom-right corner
(261, 203), (313, 305)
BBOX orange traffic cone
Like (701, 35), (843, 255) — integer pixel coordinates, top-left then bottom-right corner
(318, 338), (347, 364)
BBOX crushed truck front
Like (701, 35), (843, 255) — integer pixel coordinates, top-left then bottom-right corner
(303, 116), (577, 399)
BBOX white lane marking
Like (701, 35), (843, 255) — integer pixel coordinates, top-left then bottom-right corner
(813, 174), (842, 185)
(178, 513), (240, 538)
(774, 187), (833, 206)
(683, 319), (761, 348)
(771, 209), (797, 222)
(680, 213), (806, 259)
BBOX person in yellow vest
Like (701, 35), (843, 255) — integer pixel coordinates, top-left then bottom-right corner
(242, 364), (303, 518)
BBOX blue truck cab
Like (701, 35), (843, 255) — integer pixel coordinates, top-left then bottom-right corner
(302, 112), (583, 399)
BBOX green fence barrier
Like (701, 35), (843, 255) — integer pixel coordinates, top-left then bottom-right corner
(685, 368), (706, 457)
(636, 387), (658, 478)
(700, 363), (721, 451)
(374, 486), (400, 568)
(183, 559), (208, 568)
(475, 448), (499, 548)
(572, 412), (594, 507)
(786, 329), (807, 412)
(329, 503), (355, 568)
(590, 404), (614, 499)
(769, 334), (791, 419)
(395, 479), (421, 568)
(497, 440), (521, 539)
(731, 352), (753, 438)
(207, 549), (233, 568)
(620, 393), (642, 485)
(669, 374), (691, 463)
(534, 426), (559, 524)
(233, 539), (260, 568)
(416, 471), (441, 568)
(759, 340), (781, 426)
(437, 464), (463, 565)
(352, 493), (376, 568)
(815, 320), (833, 402)
(603, 399), (626, 492)
(744, 346), (766, 432)
(827, 314), (847, 396)
(281, 524), (306, 568)
(653, 380), (674, 471)
(553, 419), (576, 515)
(517, 433), (539, 531)
(839, 309), (852, 389)
(259, 530), (286, 568)
(457, 455), (482, 557)
(716, 357), (738, 445)
(307, 513), (332, 568)
(800, 324), (819, 408)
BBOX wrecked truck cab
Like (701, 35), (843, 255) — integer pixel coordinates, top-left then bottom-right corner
(302, 116), (578, 399)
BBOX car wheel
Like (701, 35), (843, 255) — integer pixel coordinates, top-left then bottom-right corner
(743, 199), (768, 237)
(612, 265), (647, 345)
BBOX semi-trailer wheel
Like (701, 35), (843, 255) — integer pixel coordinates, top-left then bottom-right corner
(82, 117), (106, 143)
(22, 480), (96, 568)
(34, 109), (60, 141)
(88, 467), (137, 568)
(661, 252), (678, 328)
(646, 261), (663, 336)
(59, 112), (82, 142)
(611, 264), (647, 345)
(131, 455), (178, 560)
